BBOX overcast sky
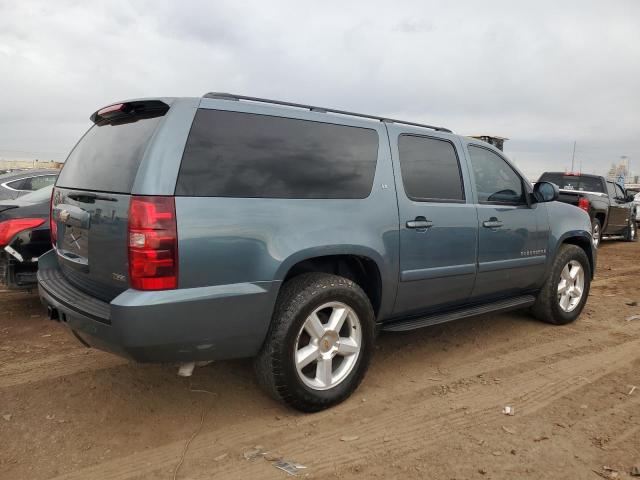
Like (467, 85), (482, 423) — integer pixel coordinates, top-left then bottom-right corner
(0, 0), (638, 180)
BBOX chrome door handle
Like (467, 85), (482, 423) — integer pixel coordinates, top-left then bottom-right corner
(406, 219), (433, 229)
(482, 218), (503, 228)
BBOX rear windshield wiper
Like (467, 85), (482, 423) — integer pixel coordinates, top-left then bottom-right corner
(67, 192), (117, 203)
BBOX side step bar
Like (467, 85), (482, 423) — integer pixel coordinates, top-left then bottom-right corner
(381, 295), (536, 332)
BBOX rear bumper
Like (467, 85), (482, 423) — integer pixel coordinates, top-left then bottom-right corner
(37, 250), (280, 363)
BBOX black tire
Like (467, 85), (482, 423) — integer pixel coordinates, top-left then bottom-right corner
(624, 214), (637, 242)
(254, 273), (375, 412)
(531, 244), (591, 325)
(591, 218), (601, 248)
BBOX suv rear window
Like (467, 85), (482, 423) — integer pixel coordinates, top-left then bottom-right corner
(539, 173), (604, 193)
(56, 116), (163, 194)
(175, 109), (379, 199)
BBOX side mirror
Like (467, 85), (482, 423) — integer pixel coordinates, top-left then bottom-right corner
(533, 181), (559, 203)
(626, 192), (636, 203)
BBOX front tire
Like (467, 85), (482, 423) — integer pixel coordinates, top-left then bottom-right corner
(532, 244), (591, 325)
(255, 273), (375, 412)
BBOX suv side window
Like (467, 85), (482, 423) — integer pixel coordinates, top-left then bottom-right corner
(176, 109), (379, 199)
(398, 135), (464, 202)
(468, 145), (525, 204)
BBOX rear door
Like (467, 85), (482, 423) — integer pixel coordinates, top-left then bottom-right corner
(52, 101), (169, 301)
(465, 143), (548, 300)
(389, 126), (478, 317)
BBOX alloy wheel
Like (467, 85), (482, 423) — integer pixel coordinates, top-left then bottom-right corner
(557, 260), (585, 313)
(294, 302), (362, 391)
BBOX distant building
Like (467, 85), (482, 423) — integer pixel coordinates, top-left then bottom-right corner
(468, 135), (508, 151)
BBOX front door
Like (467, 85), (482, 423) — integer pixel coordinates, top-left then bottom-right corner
(390, 127), (478, 317)
(465, 143), (549, 300)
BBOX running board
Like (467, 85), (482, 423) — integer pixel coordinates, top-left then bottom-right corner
(381, 295), (536, 332)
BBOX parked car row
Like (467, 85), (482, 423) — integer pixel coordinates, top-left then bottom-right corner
(1, 94), (633, 411)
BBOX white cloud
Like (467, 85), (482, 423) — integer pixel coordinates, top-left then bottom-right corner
(0, 0), (638, 178)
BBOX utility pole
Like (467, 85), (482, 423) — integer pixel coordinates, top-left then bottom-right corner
(570, 141), (576, 172)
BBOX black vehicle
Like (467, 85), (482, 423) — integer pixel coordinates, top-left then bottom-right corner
(538, 172), (637, 247)
(0, 185), (52, 288)
(0, 169), (58, 200)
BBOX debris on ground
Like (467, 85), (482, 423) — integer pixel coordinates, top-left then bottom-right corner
(340, 435), (359, 442)
(492, 451), (503, 456)
(274, 460), (307, 476)
(630, 466), (640, 477)
(213, 453), (228, 462)
(534, 435), (550, 442)
(502, 426), (516, 434)
(629, 386), (637, 395)
(626, 315), (640, 321)
(625, 300), (638, 306)
(502, 406), (515, 416)
(478, 468), (488, 475)
(2, 414), (12, 421)
(243, 446), (266, 460)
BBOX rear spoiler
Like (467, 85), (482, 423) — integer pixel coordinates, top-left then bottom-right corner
(90, 100), (169, 126)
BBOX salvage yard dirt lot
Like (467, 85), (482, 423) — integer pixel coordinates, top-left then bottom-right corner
(1, 241), (639, 480)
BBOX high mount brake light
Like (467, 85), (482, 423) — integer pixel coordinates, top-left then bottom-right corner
(97, 103), (125, 116)
(578, 197), (590, 212)
(0, 218), (45, 247)
(128, 196), (178, 290)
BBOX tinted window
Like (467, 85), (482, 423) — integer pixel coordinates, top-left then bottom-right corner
(176, 109), (378, 198)
(57, 116), (163, 193)
(538, 173), (604, 193)
(398, 135), (464, 202)
(468, 145), (524, 204)
(22, 175), (56, 191)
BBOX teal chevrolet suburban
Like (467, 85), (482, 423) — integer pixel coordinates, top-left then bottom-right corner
(39, 93), (595, 411)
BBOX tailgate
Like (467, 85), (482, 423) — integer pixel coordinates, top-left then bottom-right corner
(52, 100), (169, 301)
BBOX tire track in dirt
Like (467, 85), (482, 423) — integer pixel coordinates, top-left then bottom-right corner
(0, 350), (125, 388)
(46, 335), (640, 480)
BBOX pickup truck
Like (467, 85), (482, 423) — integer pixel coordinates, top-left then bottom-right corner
(538, 172), (637, 247)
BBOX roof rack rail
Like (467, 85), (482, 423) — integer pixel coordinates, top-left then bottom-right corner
(202, 92), (452, 133)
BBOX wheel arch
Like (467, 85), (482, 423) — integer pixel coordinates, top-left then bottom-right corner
(274, 247), (389, 320)
(557, 231), (595, 278)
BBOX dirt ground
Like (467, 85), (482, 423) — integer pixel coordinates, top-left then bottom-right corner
(1, 240), (639, 480)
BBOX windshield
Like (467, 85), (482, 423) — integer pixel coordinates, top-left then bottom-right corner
(538, 173), (604, 193)
(18, 184), (54, 203)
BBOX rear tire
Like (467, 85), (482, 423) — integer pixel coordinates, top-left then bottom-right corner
(255, 273), (375, 412)
(624, 215), (637, 242)
(532, 244), (591, 325)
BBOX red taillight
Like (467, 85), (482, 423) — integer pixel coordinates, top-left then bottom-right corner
(50, 188), (57, 247)
(0, 218), (45, 247)
(128, 196), (178, 290)
(578, 197), (590, 212)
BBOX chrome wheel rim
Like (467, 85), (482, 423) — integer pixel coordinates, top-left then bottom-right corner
(592, 223), (600, 248)
(557, 260), (585, 313)
(294, 302), (362, 391)
(631, 221), (636, 240)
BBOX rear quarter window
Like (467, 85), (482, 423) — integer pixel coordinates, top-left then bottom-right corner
(175, 109), (379, 199)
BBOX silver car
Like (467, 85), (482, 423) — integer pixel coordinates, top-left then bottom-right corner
(0, 169), (58, 200)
